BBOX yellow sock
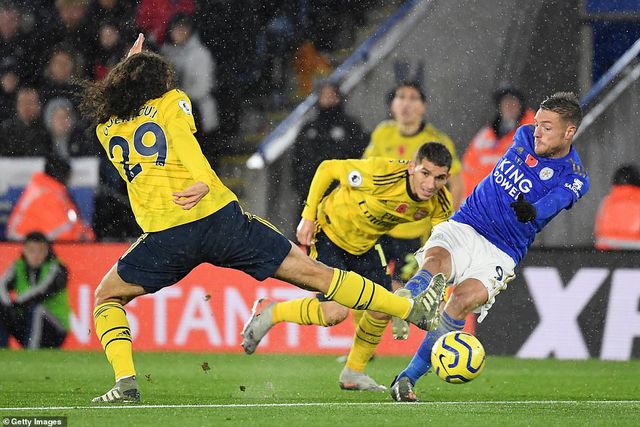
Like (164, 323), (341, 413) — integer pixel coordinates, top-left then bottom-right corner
(351, 310), (364, 328)
(94, 302), (136, 381)
(346, 312), (390, 372)
(272, 297), (329, 326)
(325, 269), (411, 319)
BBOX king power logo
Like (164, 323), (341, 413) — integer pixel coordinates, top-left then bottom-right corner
(493, 159), (533, 197)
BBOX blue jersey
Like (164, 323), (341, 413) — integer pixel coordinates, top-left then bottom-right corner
(452, 125), (589, 264)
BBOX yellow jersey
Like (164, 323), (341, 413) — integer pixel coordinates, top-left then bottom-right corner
(363, 120), (460, 240)
(96, 89), (237, 232)
(301, 157), (452, 255)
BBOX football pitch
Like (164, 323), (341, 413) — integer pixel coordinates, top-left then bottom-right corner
(0, 351), (638, 426)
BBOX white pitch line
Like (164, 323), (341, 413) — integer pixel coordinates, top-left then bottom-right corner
(1, 401), (639, 411)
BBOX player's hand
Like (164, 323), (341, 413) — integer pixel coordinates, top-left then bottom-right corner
(127, 33), (145, 58)
(296, 218), (316, 246)
(510, 194), (536, 223)
(172, 181), (209, 210)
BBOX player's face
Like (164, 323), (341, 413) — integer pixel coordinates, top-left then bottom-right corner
(391, 87), (426, 126)
(408, 158), (449, 200)
(533, 109), (577, 158)
(23, 241), (49, 269)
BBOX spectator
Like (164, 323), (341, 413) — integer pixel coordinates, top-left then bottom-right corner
(0, 58), (20, 122)
(0, 231), (70, 349)
(161, 13), (219, 134)
(135, 0), (195, 46)
(0, 2), (34, 83)
(43, 97), (96, 158)
(40, 45), (82, 109)
(594, 164), (640, 250)
(0, 87), (49, 156)
(6, 155), (95, 241)
(88, 0), (135, 34)
(461, 86), (535, 197)
(49, 0), (94, 69)
(92, 19), (127, 81)
(291, 81), (368, 215)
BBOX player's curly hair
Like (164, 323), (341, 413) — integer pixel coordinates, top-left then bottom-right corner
(540, 92), (582, 128)
(79, 51), (176, 126)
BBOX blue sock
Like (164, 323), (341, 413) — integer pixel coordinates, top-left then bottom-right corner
(404, 269), (434, 297)
(397, 311), (465, 384)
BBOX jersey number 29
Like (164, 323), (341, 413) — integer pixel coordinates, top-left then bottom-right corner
(108, 122), (167, 182)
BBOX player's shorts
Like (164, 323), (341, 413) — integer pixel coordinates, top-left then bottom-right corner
(310, 230), (391, 302)
(117, 201), (292, 294)
(415, 220), (516, 322)
(377, 234), (422, 282)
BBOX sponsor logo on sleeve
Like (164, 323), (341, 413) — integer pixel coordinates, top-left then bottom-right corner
(564, 178), (584, 197)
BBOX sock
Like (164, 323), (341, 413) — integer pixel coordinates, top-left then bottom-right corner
(351, 310), (364, 328)
(271, 297), (328, 326)
(325, 269), (411, 319)
(404, 269), (434, 297)
(345, 312), (389, 372)
(94, 302), (136, 381)
(398, 311), (465, 384)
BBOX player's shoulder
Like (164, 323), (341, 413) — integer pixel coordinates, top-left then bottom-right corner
(371, 120), (398, 136)
(155, 89), (195, 125)
(512, 124), (535, 148)
(368, 157), (409, 179)
(422, 122), (453, 141)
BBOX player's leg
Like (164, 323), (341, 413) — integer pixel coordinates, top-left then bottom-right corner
(389, 245), (452, 341)
(92, 264), (146, 403)
(390, 277), (484, 402)
(340, 243), (391, 391)
(273, 244), (438, 327)
(241, 229), (350, 354)
(241, 297), (348, 355)
(266, 231), (351, 329)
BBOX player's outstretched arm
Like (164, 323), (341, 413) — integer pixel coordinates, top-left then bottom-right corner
(127, 33), (145, 58)
(172, 181), (210, 210)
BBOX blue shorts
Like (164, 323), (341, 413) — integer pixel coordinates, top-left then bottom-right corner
(311, 230), (391, 302)
(117, 201), (292, 294)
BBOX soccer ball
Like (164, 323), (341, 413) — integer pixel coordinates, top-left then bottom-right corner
(431, 331), (486, 383)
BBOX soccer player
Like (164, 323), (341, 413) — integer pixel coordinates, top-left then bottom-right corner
(389, 92), (589, 402)
(241, 143), (453, 390)
(80, 34), (440, 404)
(362, 82), (463, 292)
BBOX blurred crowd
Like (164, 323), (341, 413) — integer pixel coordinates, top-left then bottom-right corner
(0, 0), (383, 241)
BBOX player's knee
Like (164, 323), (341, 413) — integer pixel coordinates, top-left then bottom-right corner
(446, 285), (487, 319)
(322, 304), (349, 326)
(94, 278), (127, 306)
(421, 247), (451, 276)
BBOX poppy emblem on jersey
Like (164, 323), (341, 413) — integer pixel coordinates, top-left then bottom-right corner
(348, 170), (363, 187)
(525, 154), (538, 167)
(539, 167), (554, 181)
(396, 203), (408, 214)
(413, 208), (428, 220)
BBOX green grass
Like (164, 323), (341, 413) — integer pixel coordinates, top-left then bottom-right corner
(0, 350), (638, 426)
